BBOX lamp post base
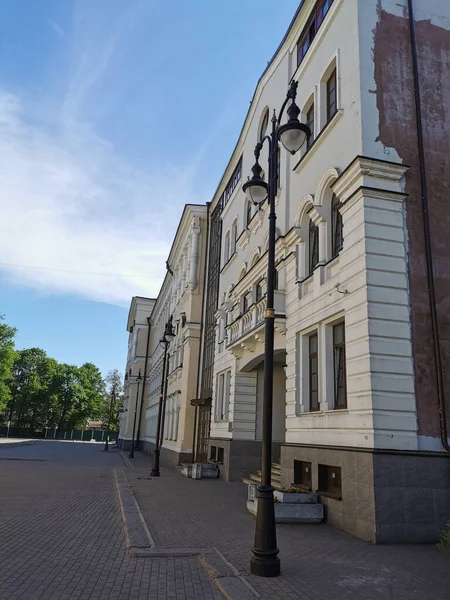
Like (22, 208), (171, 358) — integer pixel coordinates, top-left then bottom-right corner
(250, 555), (280, 578)
(151, 449), (160, 477)
(250, 485), (280, 577)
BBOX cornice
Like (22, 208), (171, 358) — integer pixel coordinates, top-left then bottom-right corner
(332, 156), (409, 202)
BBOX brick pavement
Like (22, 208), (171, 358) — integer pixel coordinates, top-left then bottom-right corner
(0, 441), (222, 600)
(125, 451), (450, 600)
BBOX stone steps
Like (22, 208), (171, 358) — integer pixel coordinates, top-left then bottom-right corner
(241, 463), (282, 489)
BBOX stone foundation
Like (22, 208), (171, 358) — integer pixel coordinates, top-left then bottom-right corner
(281, 443), (450, 543)
(139, 440), (192, 467)
(208, 438), (281, 482)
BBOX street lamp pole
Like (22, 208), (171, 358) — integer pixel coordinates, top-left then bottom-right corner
(151, 316), (175, 477)
(242, 80), (310, 578)
(104, 383), (116, 452)
(129, 370), (142, 459)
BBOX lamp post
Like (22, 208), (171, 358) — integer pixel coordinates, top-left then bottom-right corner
(242, 80), (310, 578)
(129, 370), (142, 459)
(104, 383), (116, 452)
(150, 316), (176, 476)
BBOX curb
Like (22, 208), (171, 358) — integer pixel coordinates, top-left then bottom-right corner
(114, 469), (155, 552)
(200, 549), (261, 600)
(115, 469), (260, 599)
(0, 440), (43, 449)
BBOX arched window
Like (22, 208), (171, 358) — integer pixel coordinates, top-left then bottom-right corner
(309, 219), (319, 273)
(246, 201), (252, 227)
(331, 194), (343, 257)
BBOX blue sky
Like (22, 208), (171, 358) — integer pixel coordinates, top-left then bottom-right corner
(0, 0), (300, 374)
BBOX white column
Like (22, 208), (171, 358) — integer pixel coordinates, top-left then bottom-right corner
(187, 226), (200, 289)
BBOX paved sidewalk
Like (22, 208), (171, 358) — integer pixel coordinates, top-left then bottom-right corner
(125, 451), (450, 600)
(0, 441), (222, 600)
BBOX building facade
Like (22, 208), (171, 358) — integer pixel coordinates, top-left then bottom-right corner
(118, 296), (155, 450)
(195, 0), (450, 543)
(141, 204), (208, 466)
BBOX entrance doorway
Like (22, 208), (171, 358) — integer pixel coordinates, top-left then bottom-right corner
(196, 400), (211, 463)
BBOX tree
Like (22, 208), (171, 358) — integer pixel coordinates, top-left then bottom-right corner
(0, 315), (16, 415)
(7, 347), (48, 428)
(102, 369), (124, 433)
(67, 362), (105, 429)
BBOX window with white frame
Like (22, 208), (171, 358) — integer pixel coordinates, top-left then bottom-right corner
(333, 321), (347, 409)
(297, 317), (347, 414)
(224, 231), (230, 264)
(319, 56), (339, 130)
(245, 200), (252, 227)
(331, 194), (343, 257)
(215, 370), (231, 421)
(326, 68), (337, 122)
(303, 95), (315, 150)
(309, 332), (319, 411)
(231, 220), (237, 254)
(309, 218), (319, 273)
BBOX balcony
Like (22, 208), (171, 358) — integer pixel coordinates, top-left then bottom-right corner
(226, 292), (286, 352)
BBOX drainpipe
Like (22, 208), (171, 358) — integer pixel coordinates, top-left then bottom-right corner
(193, 202), (210, 462)
(135, 317), (152, 451)
(408, 0), (449, 453)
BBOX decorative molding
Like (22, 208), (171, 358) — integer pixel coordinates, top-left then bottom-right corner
(332, 156), (409, 203)
(315, 167), (340, 206)
(248, 209), (265, 233)
(294, 194), (315, 227)
(237, 229), (251, 250)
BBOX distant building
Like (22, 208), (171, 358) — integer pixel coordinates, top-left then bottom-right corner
(118, 296), (155, 449)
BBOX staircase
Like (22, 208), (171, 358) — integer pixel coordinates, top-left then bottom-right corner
(242, 463), (282, 489)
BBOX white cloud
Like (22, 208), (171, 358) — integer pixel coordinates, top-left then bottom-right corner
(0, 90), (199, 306)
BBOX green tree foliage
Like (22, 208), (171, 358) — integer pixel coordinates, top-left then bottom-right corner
(1, 315), (120, 433)
(0, 315), (17, 412)
(102, 369), (124, 433)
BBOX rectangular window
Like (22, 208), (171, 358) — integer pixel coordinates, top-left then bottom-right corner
(309, 333), (319, 411)
(223, 370), (231, 420)
(296, 0), (335, 67)
(294, 460), (312, 491)
(215, 373), (224, 420)
(210, 446), (217, 462)
(224, 232), (230, 264)
(318, 464), (342, 498)
(243, 295), (249, 313)
(327, 68), (337, 121)
(306, 103), (314, 149)
(216, 370), (231, 420)
(333, 322), (347, 408)
(256, 281), (263, 302)
(217, 447), (224, 464)
(231, 221), (237, 255)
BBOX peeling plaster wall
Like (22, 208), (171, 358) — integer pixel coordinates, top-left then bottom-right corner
(371, 0), (450, 445)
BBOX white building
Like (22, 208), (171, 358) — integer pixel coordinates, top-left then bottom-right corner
(142, 204), (208, 466)
(118, 296), (155, 449)
(196, 0), (450, 543)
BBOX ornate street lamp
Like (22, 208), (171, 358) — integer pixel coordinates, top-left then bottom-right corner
(242, 80), (310, 578)
(150, 316), (176, 476)
(129, 370), (142, 459)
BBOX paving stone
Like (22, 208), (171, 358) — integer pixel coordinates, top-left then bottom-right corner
(125, 450), (450, 600)
(0, 441), (222, 600)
